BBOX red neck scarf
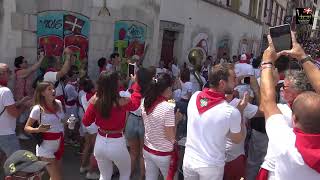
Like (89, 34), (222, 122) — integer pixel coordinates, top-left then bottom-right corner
(0, 80), (8, 87)
(294, 128), (320, 173)
(146, 96), (167, 115)
(196, 88), (225, 114)
(46, 68), (56, 73)
(239, 60), (248, 64)
(44, 101), (59, 119)
(86, 91), (95, 101)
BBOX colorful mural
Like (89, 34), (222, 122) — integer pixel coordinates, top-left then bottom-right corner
(114, 20), (147, 60)
(37, 11), (90, 77)
(192, 33), (209, 56)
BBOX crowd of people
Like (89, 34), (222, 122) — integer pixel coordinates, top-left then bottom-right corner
(0, 30), (320, 180)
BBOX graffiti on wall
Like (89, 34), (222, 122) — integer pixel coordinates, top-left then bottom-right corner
(217, 37), (230, 59)
(114, 20), (147, 60)
(37, 11), (90, 77)
(192, 33), (209, 56)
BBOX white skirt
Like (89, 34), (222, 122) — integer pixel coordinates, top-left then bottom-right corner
(36, 139), (60, 159)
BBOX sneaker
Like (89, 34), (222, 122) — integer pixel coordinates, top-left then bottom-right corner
(80, 166), (89, 173)
(18, 134), (30, 140)
(86, 172), (100, 179)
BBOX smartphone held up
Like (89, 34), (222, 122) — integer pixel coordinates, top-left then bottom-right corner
(269, 24), (292, 52)
(128, 63), (135, 76)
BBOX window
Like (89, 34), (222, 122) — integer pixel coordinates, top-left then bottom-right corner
(268, 0), (274, 24)
(249, 0), (258, 17)
(258, 0), (263, 20)
(264, 0), (268, 17)
(227, 0), (231, 7)
(273, 4), (279, 26)
(278, 8), (283, 25)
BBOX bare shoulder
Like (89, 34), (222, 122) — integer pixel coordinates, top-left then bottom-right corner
(89, 95), (98, 105)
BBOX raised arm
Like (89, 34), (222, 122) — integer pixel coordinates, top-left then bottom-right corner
(82, 103), (97, 127)
(56, 48), (72, 79)
(260, 35), (282, 120)
(17, 54), (44, 78)
(279, 31), (320, 94)
(121, 83), (142, 111)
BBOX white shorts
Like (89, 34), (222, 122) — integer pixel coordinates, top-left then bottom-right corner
(36, 139), (60, 159)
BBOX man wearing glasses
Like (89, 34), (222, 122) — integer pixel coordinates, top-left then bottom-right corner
(3, 150), (48, 180)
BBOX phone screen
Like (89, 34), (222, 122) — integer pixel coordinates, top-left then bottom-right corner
(269, 24), (292, 52)
(128, 64), (135, 76)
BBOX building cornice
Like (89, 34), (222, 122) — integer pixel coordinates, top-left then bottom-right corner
(202, 0), (263, 25)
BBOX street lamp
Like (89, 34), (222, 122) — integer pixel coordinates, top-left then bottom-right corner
(98, 0), (111, 16)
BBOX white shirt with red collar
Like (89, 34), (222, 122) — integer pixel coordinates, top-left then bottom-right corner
(261, 104), (293, 173)
(43, 71), (64, 98)
(265, 114), (320, 180)
(184, 91), (241, 168)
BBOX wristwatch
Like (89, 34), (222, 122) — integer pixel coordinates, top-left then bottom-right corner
(300, 55), (313, 65)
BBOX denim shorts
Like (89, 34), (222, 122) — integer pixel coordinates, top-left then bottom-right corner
(125, 113), (144, 140)
(0, 134), (20, 157)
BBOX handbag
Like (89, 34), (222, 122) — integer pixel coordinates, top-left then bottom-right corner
(32, 108), (43, 146)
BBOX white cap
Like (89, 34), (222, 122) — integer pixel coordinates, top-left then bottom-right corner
(240, 54), (247, 61)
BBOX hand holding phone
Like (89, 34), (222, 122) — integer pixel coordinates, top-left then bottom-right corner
(269, 24), (292, 52)
(38, 124), (51, 132)
(128, 63), (135, 76)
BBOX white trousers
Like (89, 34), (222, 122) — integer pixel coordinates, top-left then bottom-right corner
(183, 157), (224, 180)
(94, 134), (131, 180)
(143, 149), (171, 180)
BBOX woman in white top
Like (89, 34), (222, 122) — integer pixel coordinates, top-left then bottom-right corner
(25, 81), (66, 180)
(142, 74), (182, 180)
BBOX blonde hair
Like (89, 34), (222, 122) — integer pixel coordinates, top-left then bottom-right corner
(33, 81), (61, 112)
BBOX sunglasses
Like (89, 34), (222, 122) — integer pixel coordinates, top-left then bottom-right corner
(280, 84), (290, 91)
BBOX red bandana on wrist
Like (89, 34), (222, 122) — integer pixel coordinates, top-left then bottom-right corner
(294, 128), (320, 173)
(196, 88), (225, 114)
(146, 96), (167, 115)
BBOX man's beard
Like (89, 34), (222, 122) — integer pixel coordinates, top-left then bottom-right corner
(224, 86), (233, 95)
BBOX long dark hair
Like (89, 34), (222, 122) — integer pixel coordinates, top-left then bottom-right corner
(95, 71), (120, 118)
(144, 73), (173, 110)
(136, 67), (154, 97)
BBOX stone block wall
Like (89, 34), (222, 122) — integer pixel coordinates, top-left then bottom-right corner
(0, 0), (160, 81)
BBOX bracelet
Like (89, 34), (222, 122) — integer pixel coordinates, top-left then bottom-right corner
(261, 64), (273, 70)
(300, 55), (313, 65)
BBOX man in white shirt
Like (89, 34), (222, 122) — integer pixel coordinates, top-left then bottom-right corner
(0, 63), (30, 160)
(258, 32), (320, 180)
(234, 54), (254, 78)
(43, 48), (72, 105)
(224, 94), (260, 180)
(183, 64), (246, 180)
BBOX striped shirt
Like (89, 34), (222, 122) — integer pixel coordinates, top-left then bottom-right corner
(142, 101), (175, 152)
